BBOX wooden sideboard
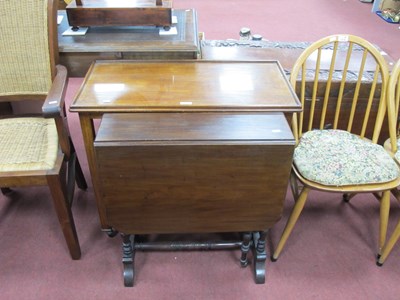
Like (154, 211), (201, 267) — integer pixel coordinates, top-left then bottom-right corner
(58, 9), (200, 77)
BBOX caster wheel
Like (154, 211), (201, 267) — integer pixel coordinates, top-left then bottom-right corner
(106, 229), (118, 238)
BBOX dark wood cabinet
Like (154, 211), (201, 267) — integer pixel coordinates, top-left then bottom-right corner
(65, 0), (173, 28)
(58, 9), (200, 76)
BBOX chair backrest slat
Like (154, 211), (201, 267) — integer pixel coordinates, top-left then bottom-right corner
(396, 74), (400, 138)
(290, 34), (389, 145)
(346, 46), (366, 133)
(298, 65), (306, 135)
(361, 64), (380, 138)
(334, 42), (353, 129)
(320, 41), (338, 129)
(308, 49), (322, 132)
(387, 60), (400, 153)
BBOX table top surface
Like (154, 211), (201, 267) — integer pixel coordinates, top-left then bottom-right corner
(70, 60), (301, 113)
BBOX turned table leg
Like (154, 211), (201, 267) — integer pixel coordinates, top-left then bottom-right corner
(240, 232), (252, 267)
(121, 234), (135, 287)
(252, 230), (268, 284)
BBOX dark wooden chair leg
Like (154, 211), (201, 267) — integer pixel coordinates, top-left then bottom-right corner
(69, 139), (87, 190)
(74, 154), (87, 190)
(47, 172), (81, 260)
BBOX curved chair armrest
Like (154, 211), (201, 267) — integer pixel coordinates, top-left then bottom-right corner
(42, 64), (68, 118)
(42, 64), (71, 157)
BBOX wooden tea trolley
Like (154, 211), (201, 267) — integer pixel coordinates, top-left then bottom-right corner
(70, 60), (301, 286)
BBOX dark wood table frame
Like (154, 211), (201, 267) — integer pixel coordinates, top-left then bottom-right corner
(70, 60), (301, 286)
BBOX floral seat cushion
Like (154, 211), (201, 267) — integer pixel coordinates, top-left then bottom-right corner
(294, 130), (399, 186)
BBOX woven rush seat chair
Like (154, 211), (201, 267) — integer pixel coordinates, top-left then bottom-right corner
(0, 0), (87, 259)
(271, 34), (400, 262)
(378, 59), (400, 266)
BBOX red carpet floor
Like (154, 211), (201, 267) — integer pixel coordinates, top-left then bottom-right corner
(1, 1), (400, 299)
(2, 76), (400, 300)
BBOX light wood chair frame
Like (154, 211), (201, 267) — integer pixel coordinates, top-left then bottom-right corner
(272, 35), (400, 261)
(377, 59), (400, 266)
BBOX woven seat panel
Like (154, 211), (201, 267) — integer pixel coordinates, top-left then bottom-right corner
(0, 118), (58, 172)
(294, 130), (400, 186)
(0, 0), (52, 96)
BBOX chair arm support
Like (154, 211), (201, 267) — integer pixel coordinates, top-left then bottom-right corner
(42, 64), (72, 158)
(42, 65), (68, 118)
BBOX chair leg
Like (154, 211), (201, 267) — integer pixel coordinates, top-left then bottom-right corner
(74, 154), (87, 190)
(272, 187), (310, 261)
(377, 217), (400, 266)
(343, 193), (356, 202)
(289, 170), (300, 201)
(390, 187), (400, 203)
(1, 187), (12, 195)
(378, 190), (391, 256)
(69, 138), (87, 190)
(47, 173), (81, 260)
